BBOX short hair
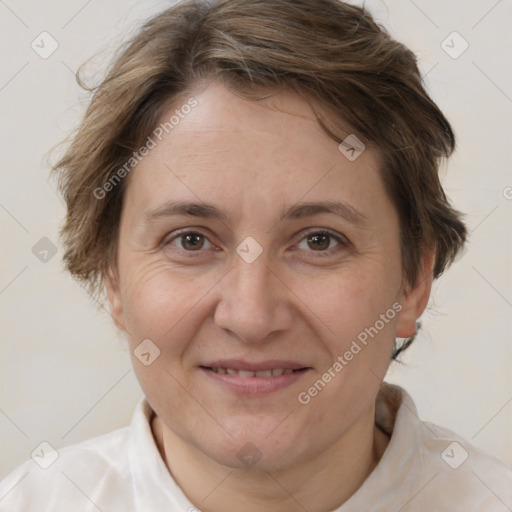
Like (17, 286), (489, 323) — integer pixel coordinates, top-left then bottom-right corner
(52, 0), (467, 358)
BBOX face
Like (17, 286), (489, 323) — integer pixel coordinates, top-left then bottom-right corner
(106, 80), (431, 471)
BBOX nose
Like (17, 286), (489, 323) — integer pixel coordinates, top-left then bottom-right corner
(213, 251), (294, 344)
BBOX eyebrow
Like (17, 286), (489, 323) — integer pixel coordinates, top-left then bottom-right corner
(281, 201), (368, 226)
(144, 201), (230, 224)
(143, 200), (368, 227)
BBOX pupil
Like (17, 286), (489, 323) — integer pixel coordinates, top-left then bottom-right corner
(308, 233), (329, 251)
(183, 233), (203, 250)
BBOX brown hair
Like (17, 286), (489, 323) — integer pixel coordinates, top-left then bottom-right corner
(52, 0), (467, 358)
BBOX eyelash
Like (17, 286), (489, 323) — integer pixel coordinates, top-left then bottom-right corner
(293, 229), (348, 256)
(163, 228), (348, 257)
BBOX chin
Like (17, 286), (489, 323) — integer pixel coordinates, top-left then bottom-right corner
(196, 416), (314, 472)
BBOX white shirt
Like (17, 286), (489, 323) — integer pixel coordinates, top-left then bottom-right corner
(1, 383), (511, 511)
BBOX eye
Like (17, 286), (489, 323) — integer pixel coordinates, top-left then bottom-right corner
(167, 231), (213, 252)
(295, 229), (347, 255)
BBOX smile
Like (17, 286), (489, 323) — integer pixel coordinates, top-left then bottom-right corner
(199, 363), (312, 395)
(208, 367), (297, 377)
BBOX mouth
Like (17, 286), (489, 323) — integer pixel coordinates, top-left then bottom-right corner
(199, 360), (312, 395)
(206, 367), (299, 377)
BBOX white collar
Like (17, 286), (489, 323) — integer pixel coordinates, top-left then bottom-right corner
(127, 382), (419, 510)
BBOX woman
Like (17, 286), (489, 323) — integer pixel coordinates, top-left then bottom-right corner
(1, 0), (511, 510)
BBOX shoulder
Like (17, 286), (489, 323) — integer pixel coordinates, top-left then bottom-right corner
(419, 419), (512, 509)
(375, 384), (512, 511)
(0, 426), (133, 512)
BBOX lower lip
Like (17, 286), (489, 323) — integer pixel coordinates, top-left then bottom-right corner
(200, 367), (311, 395)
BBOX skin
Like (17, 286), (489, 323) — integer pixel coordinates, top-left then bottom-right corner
(106, 80), (434, 511)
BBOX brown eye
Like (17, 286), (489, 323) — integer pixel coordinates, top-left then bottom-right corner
(182, 233), (204, 250)
(169, 232), (212, 251)
(296, 230), (346, 255)
(307, 232), (331, 251)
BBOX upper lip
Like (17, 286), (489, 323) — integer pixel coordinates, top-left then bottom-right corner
(201, 359), (310, 372)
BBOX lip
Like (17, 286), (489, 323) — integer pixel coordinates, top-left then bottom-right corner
(199, 359), (312, 396)
(202, 359), (308, 372)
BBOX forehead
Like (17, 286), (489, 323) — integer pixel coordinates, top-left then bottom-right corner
(122, 81), (391, 226)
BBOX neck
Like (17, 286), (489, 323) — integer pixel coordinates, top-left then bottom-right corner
(151, 406), (390, 512)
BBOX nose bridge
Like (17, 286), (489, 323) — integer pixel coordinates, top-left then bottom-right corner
(214, 249), (292, 343)
(235, 254), (273, 310)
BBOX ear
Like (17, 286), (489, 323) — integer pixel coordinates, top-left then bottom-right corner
(395, 247), (435, 338)
(104, 267), (127, 332)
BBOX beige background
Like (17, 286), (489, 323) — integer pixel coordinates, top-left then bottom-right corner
(1, 0), (511, 479)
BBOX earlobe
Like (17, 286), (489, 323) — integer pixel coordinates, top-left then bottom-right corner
(104, 268), (127, 332)
(395, 248), (435, 338)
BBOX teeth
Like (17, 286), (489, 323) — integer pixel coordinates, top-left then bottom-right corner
(255, 370), (272, 377)
(210, 367), (298, 377)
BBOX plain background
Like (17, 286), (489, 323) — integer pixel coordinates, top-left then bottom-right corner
(1, 0), (511, 480)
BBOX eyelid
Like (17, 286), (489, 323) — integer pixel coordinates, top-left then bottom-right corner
(162, 228), (215, 252)
(299, 227), (348, 243)
(293, 227), (349, 254)
(162, 227), (349, 254)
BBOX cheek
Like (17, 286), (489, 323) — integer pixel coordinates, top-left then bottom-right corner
(119, 260), (206, 405)
(300, 259), (401, 351)
(120, 258), (200, 347)
(293, 267), (399, 431)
